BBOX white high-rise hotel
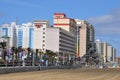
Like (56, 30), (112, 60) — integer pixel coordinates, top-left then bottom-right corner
(0, 21), (49, 52)
(0, 22), (33, 48)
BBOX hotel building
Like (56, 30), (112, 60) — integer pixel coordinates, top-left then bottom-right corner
(53, 13), (76, 58)
(102, 42), (108, 63)
(46, 27), (75, 55)
(0, 20), (49, 52)
(95, 40), (116, 62)
(75, 19), (95, 58)
(33, 20), (49, 52)
(53, 13), (76, 35)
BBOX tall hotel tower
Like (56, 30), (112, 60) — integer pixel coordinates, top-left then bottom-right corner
(75, 19), (95, 58)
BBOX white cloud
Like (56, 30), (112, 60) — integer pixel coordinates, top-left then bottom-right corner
(88, 15), (113, 25)
(88, 9), (120, 36)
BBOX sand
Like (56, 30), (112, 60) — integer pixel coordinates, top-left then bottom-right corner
(0, 68), (120, 80)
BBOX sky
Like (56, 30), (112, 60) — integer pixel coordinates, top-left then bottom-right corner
(0, 0), (120, 56)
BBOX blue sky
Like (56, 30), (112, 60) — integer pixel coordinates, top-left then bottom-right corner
(0, 0), (120, 56)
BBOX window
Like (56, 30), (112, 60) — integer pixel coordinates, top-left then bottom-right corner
(43, 40), (45, 42)
(43, 28), (45, 30)
(42, 44), (45, 47)
(43, 36), (45, 38)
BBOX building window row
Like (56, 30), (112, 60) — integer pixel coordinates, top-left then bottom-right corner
(59, 44), (75, 49)
(60, 32), (75, 39)
(59, 48), (75, 53)
(59, 40), (75, 46)
(60, 36), (75, 43)
(60, 34), (75, 42)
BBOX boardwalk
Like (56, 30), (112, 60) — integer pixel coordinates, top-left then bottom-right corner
(0, 68), (120, 80)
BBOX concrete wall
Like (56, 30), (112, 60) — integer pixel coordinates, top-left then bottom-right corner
(0, 65), (81, 74)
(0, 67), (39, 74)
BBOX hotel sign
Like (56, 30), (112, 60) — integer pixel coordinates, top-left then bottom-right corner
(35, 23), (43, 28)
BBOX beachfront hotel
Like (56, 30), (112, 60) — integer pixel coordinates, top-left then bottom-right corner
(75, 19), (95, 58)
(95, 40), (116, 63)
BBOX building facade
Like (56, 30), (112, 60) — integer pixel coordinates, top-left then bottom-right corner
(102, 42), (108, 63)
(75, 19), (95, 58)
(46, 27), (75, 55)
(53, 13), (76, 58)
(33, 20), (49, 52)
(0, 20), (49, 51)
(1, 22), (17, 48)
(95, 40), (116, 62)
(53, 13), (76, 35)
(0, 26), (3, 40)
(96, 40), (103, 57)
(116, 57), (120, 64)
(107, 45), (113, 62)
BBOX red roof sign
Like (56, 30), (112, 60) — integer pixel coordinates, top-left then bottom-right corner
(35, 24), (43, 28)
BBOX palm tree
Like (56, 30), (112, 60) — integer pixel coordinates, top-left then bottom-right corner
(58, 52), (63, 65)
(46, 49), (56, 65)
(0, 42), (6, 60)
(0, 42), (6, 49)
(18, 46), (22, 66)
(27, 47), (31, 66)
(0, 44), (5, 64)
(11, 47), (15, 67)
(35, 49), (39, 65)
(46, 49), (56, 57)
(27, 47), (31, 57)
(14, 47), (18, 66)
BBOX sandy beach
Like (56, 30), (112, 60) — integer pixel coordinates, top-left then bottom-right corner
(0, 68), (120, 80)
